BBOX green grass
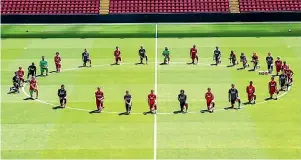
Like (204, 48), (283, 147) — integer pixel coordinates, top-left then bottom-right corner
(1, 23), (301, 159)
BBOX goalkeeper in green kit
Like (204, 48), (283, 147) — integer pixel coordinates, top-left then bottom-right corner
(40, 56), (48, 76)
(162, 47), (170, 64)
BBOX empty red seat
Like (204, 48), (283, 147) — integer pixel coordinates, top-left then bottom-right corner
(239, 0), (301, 12)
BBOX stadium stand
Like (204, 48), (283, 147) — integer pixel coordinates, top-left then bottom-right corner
(109, 0), (230, 13)
(1, 0), (100, 15)
(239, 0), (301, 12)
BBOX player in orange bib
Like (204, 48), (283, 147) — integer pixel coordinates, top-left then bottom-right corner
(269, 77), (279, 100)
(29, 76), (38, 99)
(246, 81), (256, 104)
(205, 88), (215, 113)
(16, 66), (25, 86)
(54, 52), (61, 72)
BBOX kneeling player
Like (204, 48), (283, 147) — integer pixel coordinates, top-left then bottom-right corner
(205, 88), (215, 113)
(229, 50), (237, 66)
(148, 90), (157, 114)
(240, 53), (249, 69)
(40, 56), (48, 76)
(27, 62), (36, 81)
(29, 77), (38, 99)
(228, 84), (241, 109)
(213, 46), (221, 65)
(138, 46), (148, 64)
(178, 89), (188, 113)
(17, 66), (25, 86)
(269, 77), (279, 100)
(251, 53), (260, 70)
(114, 46), (122, 65)
(82, 49), (92, 67)
(266, 52), (274, 74)
(162, 47), (170, 64)
(54, 52), (62, 72)
(190, 45), (198, 64)
(9, 73), (20, 94)
(95, 87), (104, 112)
(124, 90), (132, 114)
(246, 81), (256, 104)
(275, 57), (282, 75)
(58, 84), (67, 108)
(285, 66), (294, 85)
(279, 72), (288, 91)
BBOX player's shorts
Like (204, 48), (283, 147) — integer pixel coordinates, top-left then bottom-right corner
(276, 66), (281, 72)
(55, 63), (61, 69)
(269, 88), (276, 95)
(59, 97), (67, 103)
(29, 89), (37, 94)
(140, 54), (147, 58)
(28, 71), (35, 77)
(149, 101), (155, 109)
(191, 54), (197, 59)
(230, 98), (239, 105)
(215, 55), (220, 61)
(96, 100), (103, 108)
(179, 101), (187, 108)
(248, 94), (255, 101)
(13, 82), (20, 89)
(115, 56), (121, 61)
(19, 77), (24, 82)
(125, 103), (132, 111)
(267, 64), (273, 70)
(83, 57), (88, 63)
(280, 80), (286, 87)
(206, 99), (214, 107)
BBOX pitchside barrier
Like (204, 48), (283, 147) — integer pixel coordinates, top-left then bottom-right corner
(1, 12), (301, 24)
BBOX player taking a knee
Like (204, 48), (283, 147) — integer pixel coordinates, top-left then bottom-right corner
(178, 89), (188, 113)
(138, 46), (148, 64)
(54, 52), (62, 72)
(124, 90), (132, 114)
(240, 53), (249, 69)
(148, 90), (157, 114)
(205, 88), (215, 113)
(29, 76), (38, 99)
(95, 87), (104, 112)
(228, 84), (241, 109)
(251, 52), (260, 70)
(213, 46), (221, 65)
(58, 84), (67, 108)
(269, 77), (279, 100)
(229, 50), (237, 66)
(190, 45), (198, 64)
(114, 46), (122, 65)
(246, 81), (256, 104)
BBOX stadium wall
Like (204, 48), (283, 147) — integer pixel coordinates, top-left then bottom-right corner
(1, 12), (301, 23)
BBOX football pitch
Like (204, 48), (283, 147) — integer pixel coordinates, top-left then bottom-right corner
(1, 23), (301, 159)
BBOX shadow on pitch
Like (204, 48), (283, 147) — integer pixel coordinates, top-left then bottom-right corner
(135, 62), (147, 65)
(89, 109), (101, 114)
(159, 63), (168, 65)
(186, 62), (197, 65)
(248, 69), (255, 72)
(210, 63), (217, 66)
(23, 97), (34, 101)
(52, 106), (65, 110)
(264, 97), (277, 101)
(227, 64), (235, 68)
(110, 63), (120, 66)
(224, 106), (236, 110)
(143, 111), (155, 115)
(119, 112), (130, 116)
(200, 109), (210, 113)
(49, 71), (57, 74)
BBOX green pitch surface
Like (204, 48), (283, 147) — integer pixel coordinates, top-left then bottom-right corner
(1, 23), (301, 159)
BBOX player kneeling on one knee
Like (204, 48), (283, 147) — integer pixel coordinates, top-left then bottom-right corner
(246, 81), (256, 104)
(213, 46), (221, 65)
(205, 88), (215, 113)
(124, 90), (132, 114)
(269, 77), (279, 100)
(178, 89), (188, 113)
(95, 87), (104, 112)
(228, 84), (241, 109)
(138, 46), (148, 64)
(148, 90), (157, 114)
(58, 84), (67, 108)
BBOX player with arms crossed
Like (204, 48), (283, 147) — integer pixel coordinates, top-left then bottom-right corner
(178, 89), (188, 113)
(124, 90), (132, 114)
(16, 66), (25, 86)
(146, 90), (157, 114)
(40, 56), (48, 76)
(205, 88), (215, 113)
(29, 76), (38, 99)
(240, 53), (249, 69)
(138, 46), (148, 64)
(114, 46), (122, 65)
(162, 47), (170, 64)
(266, 52), (274, 74)
(268, 77), (279, 100)
(229, 50), (237, 66)
(58, 84), (67, 108)
(213, 46), (221, 65)
(94, 87), (104, 113)
(27, 62), (36, 81)
(251, 53), (259, 70)
(246, 81), (256, 104)
(82, 49), (92, 67)
(190, 45), (198, 64)
(227, 84), (241, 109)
(54, 52), (61, 72)
(275, 57), (283, 75)
(279, 71), (288, 91)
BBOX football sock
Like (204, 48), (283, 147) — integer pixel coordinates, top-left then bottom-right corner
(145, 56), (148, 63)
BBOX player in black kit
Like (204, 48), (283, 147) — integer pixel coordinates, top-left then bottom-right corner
(124, 90), (132, 114)
(27, 62), (36, 81)
(8, 72), (20, 94)
(227, 84), (241, 109)
(138, 46), (148, 64)
(213, 46), (221, 65)
(266, 52), (274, 74)
(178, 89), (188, 113)
(279, 72), (288, 91)
(58, 84), (67, 108)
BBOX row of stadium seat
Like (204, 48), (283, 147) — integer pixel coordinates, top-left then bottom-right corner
(239, 0), (301, 12)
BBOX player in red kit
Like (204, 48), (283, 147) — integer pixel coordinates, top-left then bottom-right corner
(54, 52), (61, 72)
(204, 88), (215, 113)
(251, 52), (259, 70)
(246, 81), (256, 104)
(269, 77), (279, 100)
(144, 90), (157, 114)
(95, 87), (104, 112)
(29, 76), (38, 99)
(190, 45), (198, 64)
(285, 66), (294, 85)
(16, 66), (25, 86)
(275, 56), (282, 75)
(113, 46), (122, 65)
(281, 61), (289, 73)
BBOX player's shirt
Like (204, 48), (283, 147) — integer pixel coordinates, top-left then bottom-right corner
(282, 64), (289, 72)
(230, 53), (236, 60)
(214, 49), (221, 57)
(162, 50), (170, 57)
(139, 49), (146, 56)
(17, 69), (24, 78)
(275, 59), (282, 67)
(178, 93), (187, 103)
(279, 74), (287, 83)
(228, 88), (239, 100)
(252, 55), (259, 61)
(40, 60), (48, 68)
(246, 85), (255, 94)
(29, 79), (38, 90)
(114, 50), (121, 57)
(286, 69), (293, 77)
(54, 55), (61, 64)
(82, 52), (89, 60)
(240, 55), (247, 62)
(269, 80), (277, 89)
(266, 56), (273, 65)
(190, 48), (197, 56)
(58, 89), (67, 98)
(148, 93), (157, 103)
(124, 94), (132, 104)
(95, 91), (104, 101)
(12, 75), (20, 84)
(28, 65), (36, 74)
(205, 92), (214, 101)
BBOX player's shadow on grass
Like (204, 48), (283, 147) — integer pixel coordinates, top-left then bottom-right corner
(49, 71), (57, 74)
(224, 106), (236, 110)
(173, 110), (183, 114)
(89, 110), (101, 114)
(143, 111), (155, 115)
(119, 112), (130, 116)
(23, 97), (34, 100)
(135, 62), (146, 65)
(248, 69), (255, 72)
(264, 97), (277, 101)
(210, 63), (217, 66)
(186, 62), (196, 65)
(52, 106), (65, 110)
(237, 67), (246, 70)
(159, 63), (168, 65)
(110, 63), (120, 66)
(200, 109), (210, 113)
(227, 65), (235, 68)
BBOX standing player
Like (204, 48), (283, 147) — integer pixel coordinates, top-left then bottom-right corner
(229, 50), (237, 66)
(29, 76), (38, 99)
(285, 66), (294, 85)
(240, 53), (249, 69)
(124, 90), (132, 114)
(268, 77), (279, 100)
(178, 89), (188, 113)
(162, 47), (170, 64)
(147, 90), (157, 114)
(213, 46), (221, 65)
(16, 66), (25, 86)
(95, 87), (104, 112)
(281, 61), (289, 73)
(58, 84), (67, 108)
(27, 62), (36, 81)
(265, 52), (274, 74)
(114, 46), (122, 65)
(228, 84), (241, 109)
(205, 88), (215, 113)
(190, 45), (198, 64)
(275, 56), (283, 75)
(251, 52), (259, 70)
(246, 81), (256, 104)
(279, 71), (288, 91)
(40, 56), (48, 76)
(54, 52), (61, 72)
(138, 46), (148, 64)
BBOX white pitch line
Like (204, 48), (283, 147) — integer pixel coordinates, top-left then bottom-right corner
(153, 23), (158, 160)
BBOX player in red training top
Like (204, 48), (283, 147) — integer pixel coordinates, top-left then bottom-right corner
(246, 81), (256, 104)
(251, 52), (259, 70)
(275, 56), (282, 75)
(16, 66), (25, 85)
(204, 88), (215, 113)
(114, 46), (122, 65)
(29, 76), (38, 99)
(269, 77), (279, 100)
(54, 52), (61, 72)
(285, 66), (294, 85)
(229, 50), (237, 66)
(145, 90), (157, 114)
(190, 45), (198, 64)
(281, 61), (289, 73)
(95, 87), (104, 112)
